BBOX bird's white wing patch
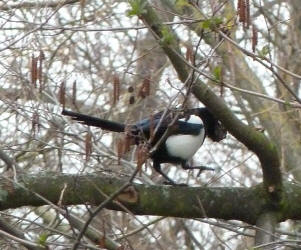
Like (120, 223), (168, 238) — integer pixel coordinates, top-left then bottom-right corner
(179, 115), (203, 125)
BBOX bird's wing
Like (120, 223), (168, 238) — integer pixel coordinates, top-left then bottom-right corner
(174, 120), (203, 135)
(135, 111), (203, 137)
(62, 109), (125, 132)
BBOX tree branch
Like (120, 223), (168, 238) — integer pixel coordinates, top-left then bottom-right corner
(0, 0), (80, 11)
(136, 1), (282, 198)
(0, 173), (300, 225)
(254, 212), (278, 249)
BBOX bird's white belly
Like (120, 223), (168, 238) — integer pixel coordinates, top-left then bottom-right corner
(165, 130), (205, 160)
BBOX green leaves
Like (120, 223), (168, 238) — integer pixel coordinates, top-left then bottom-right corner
(37, 233), (49, 246)
(213, 66), (222, 81)
(202, 17), (223, 30)
(161, 26), (174, 45)
(175, 0), (191, 9)
(258, 45), (270, 58)
(127, 0), (147, 17)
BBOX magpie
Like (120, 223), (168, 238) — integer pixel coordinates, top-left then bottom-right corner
(62, 108), (227, 185)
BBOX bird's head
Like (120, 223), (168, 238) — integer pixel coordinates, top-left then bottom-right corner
(193, 108), (227, 142)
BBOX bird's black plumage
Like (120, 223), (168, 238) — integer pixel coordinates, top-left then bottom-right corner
(62, 108), (227, 184)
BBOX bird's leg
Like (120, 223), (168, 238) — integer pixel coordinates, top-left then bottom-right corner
(153, 161), (187, 186)
(181, 162), (215, 176)
(153, 161), (176, 185)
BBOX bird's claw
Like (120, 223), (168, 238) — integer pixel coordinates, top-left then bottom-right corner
(197, 166), (215, 177)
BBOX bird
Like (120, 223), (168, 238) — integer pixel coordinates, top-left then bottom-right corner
(62, 108), (227, 185)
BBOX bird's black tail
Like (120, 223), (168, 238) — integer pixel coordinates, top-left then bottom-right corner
(62, 109), (125, 132)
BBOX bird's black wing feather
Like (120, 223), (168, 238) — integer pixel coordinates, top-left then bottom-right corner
(62, 109), (125, 132)
(135, 111), (202, 136)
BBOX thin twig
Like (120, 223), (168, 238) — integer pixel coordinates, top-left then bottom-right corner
(218, 30), (301, 104)
(71, 168), (139, 250)
(166, 45), (301, 109)
(116, 217), (165, 240)
(0, 229), (45, 250)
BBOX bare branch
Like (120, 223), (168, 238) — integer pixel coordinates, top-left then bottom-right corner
(0, 0), (80, 11)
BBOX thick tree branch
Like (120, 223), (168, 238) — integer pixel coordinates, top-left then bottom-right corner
(137, 1), (282, 198)
(0, 173), (299, 225)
